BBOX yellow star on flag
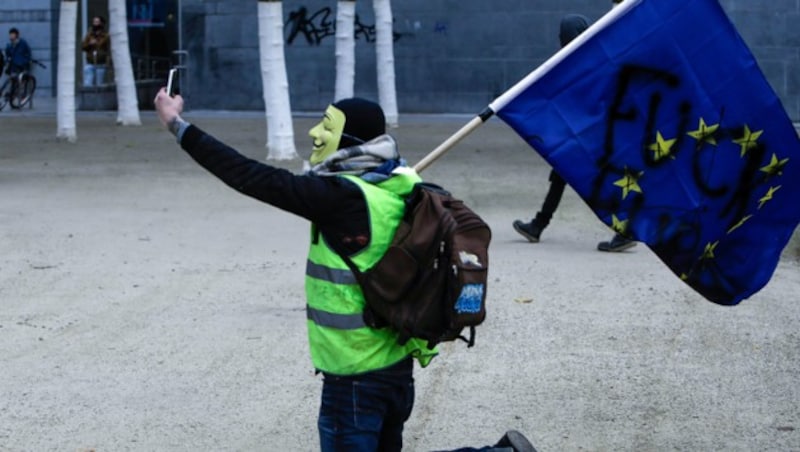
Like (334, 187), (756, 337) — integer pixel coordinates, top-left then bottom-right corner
(702, 241), (719, 260)
(611, 214), (629, 234)
(733, 124), (763, 157)
(649, 131), (677, 161)
(759, 153), (789, 177)
(613, 168), (643, 200)
(687, 118), (720, 146)
(727, 215), (753, 234)
(758, 185), (782, 209)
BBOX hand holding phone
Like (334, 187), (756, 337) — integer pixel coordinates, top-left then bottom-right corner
(166, 68), (177, 97)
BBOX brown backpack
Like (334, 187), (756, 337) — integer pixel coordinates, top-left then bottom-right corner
(340, 183), (491, 349)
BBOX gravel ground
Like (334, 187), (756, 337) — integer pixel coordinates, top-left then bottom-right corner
(1, 107), (799, 451)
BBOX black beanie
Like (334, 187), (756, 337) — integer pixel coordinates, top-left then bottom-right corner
(332, 98), (386, 150)
(559, 14), (589, 47)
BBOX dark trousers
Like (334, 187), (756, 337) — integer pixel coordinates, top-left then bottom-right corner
(318, 357), (414, 452)
(533, 169), (566, 228)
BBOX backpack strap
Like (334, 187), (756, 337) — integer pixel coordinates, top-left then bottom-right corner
(333, 250), (390, 330)
(456, 326), (476, 348)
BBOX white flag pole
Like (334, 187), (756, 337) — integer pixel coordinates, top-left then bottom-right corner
(413, 0), (640, 173)
(413, 109), (492, 173)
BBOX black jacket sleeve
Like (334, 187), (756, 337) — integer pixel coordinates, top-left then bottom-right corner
(178, 124), (371, 255)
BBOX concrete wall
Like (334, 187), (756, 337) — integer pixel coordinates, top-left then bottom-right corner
(724, 0), (800, 123)
(8, 0), (800, 118)
(179, 0), (800, 118)
(181, 0), (616, 113)
(0, 0), (58, 97)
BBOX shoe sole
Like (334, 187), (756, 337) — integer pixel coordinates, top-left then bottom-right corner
(597, 241), (637, 252)
(499, 430), (538, 452)
(513, 222), (540, 243)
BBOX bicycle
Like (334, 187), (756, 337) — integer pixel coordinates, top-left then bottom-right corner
(0, 59), (46, 111)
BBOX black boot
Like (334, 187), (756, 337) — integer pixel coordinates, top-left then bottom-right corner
(512, 220), (544, 243)
(597, 233), (637, 252)
(494, 430), (537, 452)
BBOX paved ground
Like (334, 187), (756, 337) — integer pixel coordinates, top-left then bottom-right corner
(1, 99), (799, 451)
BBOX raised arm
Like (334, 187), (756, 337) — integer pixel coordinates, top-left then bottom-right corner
(152, 89), (367, 225)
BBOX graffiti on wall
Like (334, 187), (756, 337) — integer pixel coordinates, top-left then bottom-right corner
(285, 6), (404, 45)
(586, 63), (788, 301)
(286, 6), (335, 45)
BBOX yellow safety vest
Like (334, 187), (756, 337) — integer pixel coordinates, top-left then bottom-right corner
(305, 168), (437, 375)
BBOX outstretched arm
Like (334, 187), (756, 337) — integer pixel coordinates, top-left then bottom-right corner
(152, 89), (367, 227)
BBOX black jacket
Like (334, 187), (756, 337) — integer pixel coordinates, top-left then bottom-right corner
(180, 124), (371, 255)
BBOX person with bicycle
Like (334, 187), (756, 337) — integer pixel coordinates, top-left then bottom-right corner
(5, 28), (31, 77)
(3, 28), (32, 104)
(1, 28), (44, 110)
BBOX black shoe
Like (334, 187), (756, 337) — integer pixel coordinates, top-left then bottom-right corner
(513, 220), (542, 243)
(494, 430), (537, 452)
(597, 234), (637, 252)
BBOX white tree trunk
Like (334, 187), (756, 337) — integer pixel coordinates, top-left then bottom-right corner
(258, 0), (298, 160)
(109, 0), (141, 125)
(373, 0), (398, 127)
(56, 0), (78, 142)
(334, 0), (356, 101)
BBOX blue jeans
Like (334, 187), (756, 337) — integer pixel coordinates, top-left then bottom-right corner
(318, 357), (414, 452)
(83, 64), (106, 87)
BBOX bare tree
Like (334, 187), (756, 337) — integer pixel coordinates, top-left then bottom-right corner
(258, 0), (297, 160)
(56, 0), (78, 142)
(373, 0), (398, 127)
(108, 0), (141, 125)
(334, 0), (356, 101)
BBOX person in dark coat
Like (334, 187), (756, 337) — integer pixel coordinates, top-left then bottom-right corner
(512, 11), (636, 252)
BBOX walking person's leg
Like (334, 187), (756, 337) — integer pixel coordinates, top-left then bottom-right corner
(537, 170), (567, 226)
(513, 170), (566, 242)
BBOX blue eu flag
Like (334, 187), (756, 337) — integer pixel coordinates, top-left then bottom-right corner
(494, 0), (800, 305)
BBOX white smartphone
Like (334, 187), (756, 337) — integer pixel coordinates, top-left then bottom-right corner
(166, 68), (177, 96)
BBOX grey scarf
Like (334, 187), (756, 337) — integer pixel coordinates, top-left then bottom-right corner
(308, 134), (403, 182)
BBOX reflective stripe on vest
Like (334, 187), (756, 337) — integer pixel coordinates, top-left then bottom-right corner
(306, 305), (367, 330)
(306, 260), (358, 285)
